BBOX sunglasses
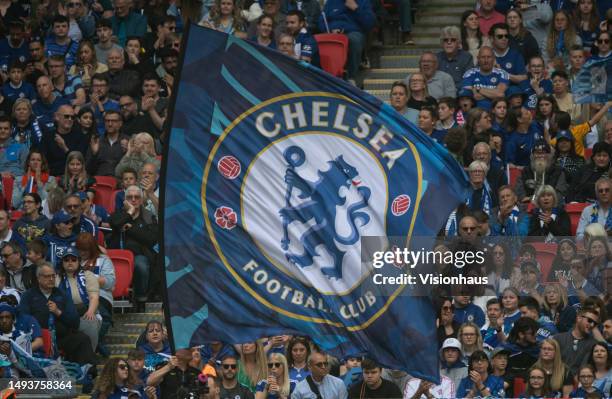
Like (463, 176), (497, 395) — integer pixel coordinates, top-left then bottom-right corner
(583, 316), (598, 326)
(597, 39), (610, 44)
(267, 362), (282, 368)
(222, 364), (237, 370)
(62, 114), (76, 120)
(495, 34), (509, 39)
(461, 226), (477, 231)
(65, 204), (80, 209)
(118, 364), (129, 370)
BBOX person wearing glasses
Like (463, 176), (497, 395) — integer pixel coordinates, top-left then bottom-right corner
(255, 353), (293, 399)
(0, 242), (35, 293)
(12, 192), (51, 245)
(437, 26), (474, 90)
(519, 366), (556, 398)
(570, 365), (605, 398)
(576, 177), (612, 240)
(591, 31), (611, 60)
(63, 193), (98, 237)
(92, 357), (149, 398)
(554, 307), (601, 375)
(86, 73), (120, 134)
(48, 55), (87, 108)
(456, 350), (505, 398)
(490, 23), (528, 86)
(292, 351), (347, 399)
(219, 354), (254, 399)
(46, 209), (78, 268)
(39, 103), (88, 176)
(109, 185), (158, 309)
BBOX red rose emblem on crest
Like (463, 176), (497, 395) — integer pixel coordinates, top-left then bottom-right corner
(214, 206), (237, 230)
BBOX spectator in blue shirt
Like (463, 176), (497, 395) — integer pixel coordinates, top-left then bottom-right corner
(0, 61), (36, 106)
(45, 15), (79, 68)
(48, 55), (86, 108)
(0, 21), (29, 70)
(454, 295), (486, 328)
(490, 185), (530, 239)
(33, 76), (71, 131)
(525, 56), (553, 108)
(86, 73), (120, 135)
(111, 0), (148, 46)
(0, 115), (28, 178)
(317, 0), (375, 81)
(505, 106), (540, 167)
(571, 365), (605, 398)
(456, 350), (506, 398)
(285, 10), (319, 66)
(491, 23), (528, 86)
(461, 46), (509, 111)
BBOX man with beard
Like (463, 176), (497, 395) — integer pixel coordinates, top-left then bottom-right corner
(138, 75), (167, 139)
(155, 48), (178, 100)
(515, 140), (568, 206)
(87, 73), (120, 133)
(219, 354), (253, 399)
(118, 95), (157, 137)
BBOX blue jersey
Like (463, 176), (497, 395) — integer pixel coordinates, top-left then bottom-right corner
(461, 67), (509, 110)
(457, 374), (505, 398)
(52, 74), (83, 103)
(431, 129), (447, 144)
(33, 96), (71, 130)
(0, 38), (29, 69)
(453, 303), (486, 327)
(295, 28), (319, 67)
(1, 81), (36, 104)
(495, 48), (526, 77)
(504, 123), (541, 167)
(45, 37), (79, 68)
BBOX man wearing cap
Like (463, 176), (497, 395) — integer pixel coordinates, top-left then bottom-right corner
(0, 301), (43, 357)
(0, 242), (36, 293)
(437, 26), (474, 90)
(18, 262), (98, 365)
(553, 129), (584, 182)
(489, 347), (510, 391)
(46, 209), (78, 269)
(514, 140), (568, 204)
(461, 47), (509, 111)
(576, 177), (612, 240)
(439, 338), (467, 395)
(64, 194), (98, 237)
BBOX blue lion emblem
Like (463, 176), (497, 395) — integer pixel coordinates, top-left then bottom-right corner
(279, 146), (371, 279)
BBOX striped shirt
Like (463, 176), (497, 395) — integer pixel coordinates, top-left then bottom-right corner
(45, 37), (79, 68)
(53, 73), (83, 103)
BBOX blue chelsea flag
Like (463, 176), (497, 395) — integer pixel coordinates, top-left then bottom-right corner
(162, 25), (470, 382)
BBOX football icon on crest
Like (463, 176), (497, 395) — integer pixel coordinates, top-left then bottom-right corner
(217, 156), (241, 179)
(391, 195), (411, 216)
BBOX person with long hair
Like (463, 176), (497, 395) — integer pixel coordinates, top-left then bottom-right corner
(588, 342), (612, 394)
(255, 353), (293, 398)
(406, 72), (437, 111)
(286, 336), (310, 383)
(437, 297), (461, 345)
(137, 320), (171, 372)
(12, 149), (55, 209)
(389, 81), (419, 123)
(457, 322), (483, 363)
(487, 243), (512, 295)
(505, 106), (539, 167)
(199, 0), (246, 38)
(237, 340), (268, 392)
(115, 132), (159, 179)
(92, 357), (145, 398)
(541, 283), (576, 333)
(532, 338), (574, 396)
(553, 130), (584, 183)
(464, 107), (492, 162)
(545, 10), (583, 66)
(456, 350), (505, 398)
(549, 239), (577, 282)
(520, 365), (556, 398)
(491, 98), (510, 136)
(59, 151), (95, 194)
(56, 247), (101, 352)
(10, 98), (44, 148)
(77, 107), (99, 138)
(76, 232), (115, 354)
(528, 184), (571, 239)
(501, 287), (522, 334)
(585, 236), (611, 292)
(68, 40), (108, 90)
(573, 0), (600, 51)
(252, 14), (275, 48)
(462, 10), (491, 63)
(534, 94), (559, 134)
(506, 9), (541, 64)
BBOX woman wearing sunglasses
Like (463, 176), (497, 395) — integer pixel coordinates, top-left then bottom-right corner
(92, 358), (148, 398)
(256, 353), (294, 399)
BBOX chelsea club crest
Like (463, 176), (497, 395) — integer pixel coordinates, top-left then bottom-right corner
(202, 92), (424, 328)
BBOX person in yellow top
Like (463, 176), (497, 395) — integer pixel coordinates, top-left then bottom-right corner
(548, 101), (611, 158)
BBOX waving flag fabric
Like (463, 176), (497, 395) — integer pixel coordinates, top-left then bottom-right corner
(162, 25), (470, 382)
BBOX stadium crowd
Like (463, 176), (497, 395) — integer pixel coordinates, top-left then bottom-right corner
(0, 0), (610, 396)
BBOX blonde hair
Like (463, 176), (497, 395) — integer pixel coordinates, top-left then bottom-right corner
(407, 72), (431, 99)
(458, 322), (483, 353)
(546, 10), (580, 59)
(268, 353), (290, 397)
(240, 340), (267, 386)
(542, 283), (569, 313)
(134, 132), (157, 157)
(533, 338), (568, 391)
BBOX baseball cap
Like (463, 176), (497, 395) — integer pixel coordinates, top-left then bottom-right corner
(439, 338), (462, 358)
(59, 247), (79, 259)
(555, 130), (573, 142)
(51, 209), (74, 225)
(490, 347), (511, 358)
(531, 139), (551, 154)
(457, 89), (474, 99)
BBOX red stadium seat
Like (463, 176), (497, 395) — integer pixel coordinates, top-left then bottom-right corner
(108, 249), (135, 299)
(513, 377), (526, 398)
(97, 230), (105, 247)
(8, 210), (22, 229)
(93, 176), (118, 213)
(531, 242), (558, 282)
(314, 34), (349, 78)
(584, 147), (592, 159)
(2, 176), (14, 209)
(507, 165), (521, 187)
(565, 202), (589, 236)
